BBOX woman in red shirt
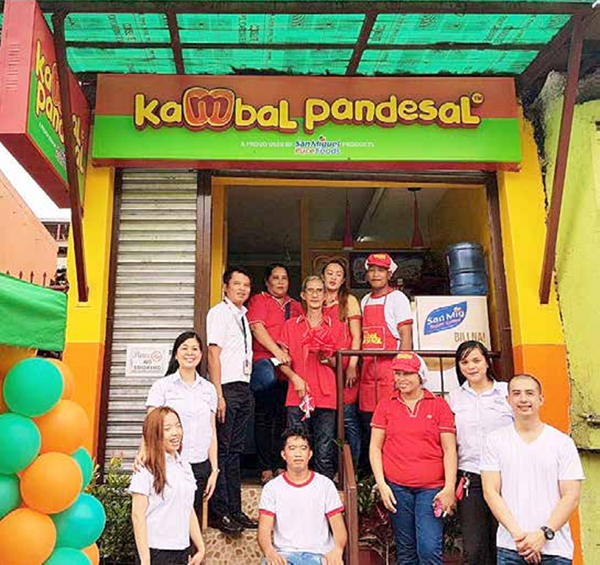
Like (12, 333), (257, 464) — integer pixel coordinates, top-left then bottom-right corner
(321, 259), (362, 466)
(370, 352), (457, 564)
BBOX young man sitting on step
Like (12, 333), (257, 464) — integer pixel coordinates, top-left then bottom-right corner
(257, 427), (347, 565)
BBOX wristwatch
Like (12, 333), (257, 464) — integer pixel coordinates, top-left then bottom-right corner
(541, 526), (555, 540)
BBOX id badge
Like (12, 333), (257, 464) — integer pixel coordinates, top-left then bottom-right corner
(244, 359), (252, 376)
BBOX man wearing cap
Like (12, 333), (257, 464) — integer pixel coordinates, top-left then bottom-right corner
(360, 253), (414, 435)
(370, 351), (457, 564)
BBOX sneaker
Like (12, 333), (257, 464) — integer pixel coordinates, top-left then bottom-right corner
(231, 511), (258, 529)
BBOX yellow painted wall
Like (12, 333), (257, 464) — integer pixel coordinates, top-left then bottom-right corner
(541, 96), (600, 563)
(210, 182), (226, 306)
(427, 185), (499, 349)
(64, 164), (115, 455)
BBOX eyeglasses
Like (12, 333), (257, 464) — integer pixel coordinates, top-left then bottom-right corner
(304, 288), (325, 295)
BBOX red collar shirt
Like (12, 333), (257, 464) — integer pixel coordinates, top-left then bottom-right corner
(279, 315), (340, 410)
(371, 389), (456, 489)
(247, 292), (303, 362)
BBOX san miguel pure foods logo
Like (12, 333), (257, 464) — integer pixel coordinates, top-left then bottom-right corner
(424, 302), (468, 335)
(133, 87), (485, 134)
(34, 40), (86, 174)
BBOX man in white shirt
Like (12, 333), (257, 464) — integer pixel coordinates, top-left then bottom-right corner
(207, 266), (256, 536)
(481, 374), (584, 565)
(258, 427), (347, 565)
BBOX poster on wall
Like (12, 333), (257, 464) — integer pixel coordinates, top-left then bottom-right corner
(349, 251), (425, 290)
(0, 0), (91, 207)
(125, 344), (172, 378)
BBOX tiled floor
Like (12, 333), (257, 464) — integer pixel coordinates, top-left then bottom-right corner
(204, 485), (263, 564)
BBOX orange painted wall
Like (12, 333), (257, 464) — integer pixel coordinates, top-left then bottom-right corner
(0, 170), (57, 284)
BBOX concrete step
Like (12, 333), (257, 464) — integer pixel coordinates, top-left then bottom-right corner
(204, 484), (263, 564)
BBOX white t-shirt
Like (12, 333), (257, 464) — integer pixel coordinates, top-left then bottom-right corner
(360, 290), (413, 343)
(129, 453), (197, 550)
(259, 472), (344, 555)
(146, 371), (217, 464)
(206, 297), (253, 384)
(448, 380), (513, 473)
(480, 424), (585, 559)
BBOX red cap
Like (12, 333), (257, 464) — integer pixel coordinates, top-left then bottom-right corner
(365, 253), (392, 269)
(390, 352), (422, 374)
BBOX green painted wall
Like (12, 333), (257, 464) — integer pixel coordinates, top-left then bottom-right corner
(543, 97), (600, 563)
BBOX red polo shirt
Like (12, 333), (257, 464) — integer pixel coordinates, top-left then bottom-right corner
(247, 292), (303, 362)
(279, 315), (341, 410)
(371, 390), (456, 489)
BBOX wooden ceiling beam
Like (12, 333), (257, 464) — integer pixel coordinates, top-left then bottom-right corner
(25, 1), (591, 15)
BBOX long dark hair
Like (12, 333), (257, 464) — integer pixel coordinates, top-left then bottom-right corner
(142, 407), (182, 495)
(455, 340), (496, 386)
(165, 331), (203, 376)
(322, 259), (349, 322)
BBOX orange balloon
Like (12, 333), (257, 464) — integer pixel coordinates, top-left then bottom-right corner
(82, 543), (100, 565)
(0, 345), (36, 378)
(48, 359), (75, 400)
(0, 507), (56, 565)
(34, 400), (89, 454)
(21, 452), (82, 514)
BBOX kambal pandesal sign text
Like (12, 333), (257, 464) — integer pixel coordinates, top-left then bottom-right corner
(93, 76), (521, 167)
(134, 88), (485, 134)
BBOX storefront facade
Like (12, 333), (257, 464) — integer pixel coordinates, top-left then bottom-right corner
(1, 1), (595, 561)
(59, 75), (581, 559)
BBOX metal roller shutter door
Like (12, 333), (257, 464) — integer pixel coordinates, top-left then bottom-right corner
(105, 169), (197, 470)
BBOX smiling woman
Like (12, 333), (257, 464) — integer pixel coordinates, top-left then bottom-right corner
(134, 331), (219, 532)
(130, 407), (205, 565)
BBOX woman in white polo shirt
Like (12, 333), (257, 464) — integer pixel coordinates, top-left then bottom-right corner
(136, 331), (218, 528)
(448, 340), (513, 565)
(130, 407), (204, 564)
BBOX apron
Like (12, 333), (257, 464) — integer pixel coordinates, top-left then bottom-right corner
(360, 290), (398, 412)
(323, 302), (359, 406)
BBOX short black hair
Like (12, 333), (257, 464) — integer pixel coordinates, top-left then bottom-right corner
(223, 266), (252, 286)
(281, 426), (312, 449)
(508, 373), (543, 395)
(455, 340), (496, 386)
(264, 263), (289, 283)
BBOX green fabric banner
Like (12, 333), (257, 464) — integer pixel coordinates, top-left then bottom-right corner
(0, 273), (67, 351)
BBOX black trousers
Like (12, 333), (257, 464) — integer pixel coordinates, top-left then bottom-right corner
(136, 547), (191, 565)
(457, 471), (498, 565)
(287, 406), (337, 479)
(254, 380), (288, 473)
(210, 381), (253, 518)
(191, 459), (211, 527)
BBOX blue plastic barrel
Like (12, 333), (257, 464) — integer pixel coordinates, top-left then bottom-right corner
(446, 242), (488, 296)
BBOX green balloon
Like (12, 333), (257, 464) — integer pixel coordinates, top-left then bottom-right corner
(72, 447), (94, 489)
(0, 413), (41, 474)
(52, 493), (106, 549)
(4, 358), (63, 417)
(44, 547), (91, 565)
(0, 474), (21, 519)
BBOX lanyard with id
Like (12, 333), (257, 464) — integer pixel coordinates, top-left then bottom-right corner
(240, 314), (252, 375)
(226, 300), (252, 376)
